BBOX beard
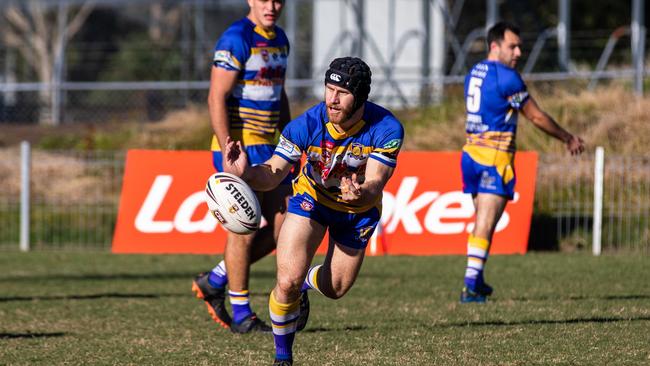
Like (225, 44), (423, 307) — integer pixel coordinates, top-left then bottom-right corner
(326, 103), (355, 125)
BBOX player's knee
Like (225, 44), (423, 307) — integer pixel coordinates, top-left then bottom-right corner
(275, 275), (302, 298)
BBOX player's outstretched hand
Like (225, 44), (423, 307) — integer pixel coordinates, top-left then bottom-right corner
(223, 136), (249, 177)
(566, 135), (585, 156)
(340, 173), (362, 202)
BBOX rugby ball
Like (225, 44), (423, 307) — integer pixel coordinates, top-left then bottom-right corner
(205, 172), (261, 234)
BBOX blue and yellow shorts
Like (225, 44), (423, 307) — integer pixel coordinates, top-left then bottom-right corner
(287, 192), (380, 250)
(461, 150), (516, 200)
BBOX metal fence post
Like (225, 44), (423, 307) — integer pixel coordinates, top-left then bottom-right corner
(20, 141), (31, 252)
(593, 146), (604, 256)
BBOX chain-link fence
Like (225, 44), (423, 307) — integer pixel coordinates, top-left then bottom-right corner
(1, 0), (647, 124)
(0, 148), (124, 251)
(533, 152), (650, 254)
(1, 148), (648, 253)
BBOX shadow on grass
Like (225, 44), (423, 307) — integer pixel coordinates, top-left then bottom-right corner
(511, 294), (650, 301)
(435, 315), (650, 328)
(0, 270), (276, 282)
(0, 332), (67, 339)
(0, 293), (184, 302)
(301, 325), (367, 333)
(0, 291), (271, 303)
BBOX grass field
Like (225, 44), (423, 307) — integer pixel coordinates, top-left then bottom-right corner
(1, 252), (649, 365)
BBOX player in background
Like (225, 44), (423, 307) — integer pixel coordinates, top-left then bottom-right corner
(460, 21), (585, 303)
(223, 57), (404, 366)
(191, 0), (292, 333)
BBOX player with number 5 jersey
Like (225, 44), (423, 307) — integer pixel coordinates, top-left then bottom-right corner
(459, 22), (586, 304)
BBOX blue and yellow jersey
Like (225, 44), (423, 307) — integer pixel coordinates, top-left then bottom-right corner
(274, 102), (404, 214)
(462, 60), (529, 167)
(210, 17), (289, 151)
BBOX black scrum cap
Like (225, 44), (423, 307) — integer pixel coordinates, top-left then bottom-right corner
(324, 57), (372, 112)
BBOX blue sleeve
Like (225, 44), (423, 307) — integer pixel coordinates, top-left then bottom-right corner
(273, 113), (311, 163)
(213, 28), (249, 71)
(277, 27), (290, 57)
(370, 116), (404, 168)
(500, 68), (529, 109)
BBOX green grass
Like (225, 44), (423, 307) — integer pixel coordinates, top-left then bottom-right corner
(1, 252), (649, 365)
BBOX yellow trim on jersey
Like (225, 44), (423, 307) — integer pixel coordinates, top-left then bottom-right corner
(230, 118), (277, 130)
(465, 131), (516, 152)
(229, 106), (279, 116)
(325, 120), (366, 140)
(373, 147), (397, 154)
(250, 46), (287, 54)
(292, 173), (380, 213)
(211, 130), (275, 151)
(254, 25), (276, 39)
(237, 112), (278, 122)
(463, 145), (515, 184)
(230, 111), (278, 124)
(214, 51), (242, 70)
(230, 55), (242, 69)
(238, 79), (285, 86)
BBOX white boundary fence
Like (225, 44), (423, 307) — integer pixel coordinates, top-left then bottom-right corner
(0, 144), (648, 254)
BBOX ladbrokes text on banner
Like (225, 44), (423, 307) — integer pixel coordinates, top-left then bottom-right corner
(112, 150), (537, 255)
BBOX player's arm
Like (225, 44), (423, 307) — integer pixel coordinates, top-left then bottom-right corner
(222, 137), (293, 191)
(521, 96), (585, 155)
(340, 159), (395, 205)
(207, 66), (239, 152)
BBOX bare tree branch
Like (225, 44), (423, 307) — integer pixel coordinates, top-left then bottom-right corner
(66, 1), (96, 41)
(5, 6), (32, 34)
(29, 1), (48, 46)
(1, 0), (96, 124)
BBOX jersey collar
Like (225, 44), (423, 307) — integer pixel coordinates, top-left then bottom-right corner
(321, 103), (366, 139)
(244, 17), (277, 39)
(325, 119), (366, 139)
(254, 25), (276, 39)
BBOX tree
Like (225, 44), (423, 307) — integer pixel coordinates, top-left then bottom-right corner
(1, 1), (95, 125)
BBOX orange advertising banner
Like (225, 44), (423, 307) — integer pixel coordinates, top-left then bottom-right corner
(112, 150), (537, 255)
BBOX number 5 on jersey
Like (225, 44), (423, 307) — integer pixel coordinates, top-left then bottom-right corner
(466, 76), (483, 113)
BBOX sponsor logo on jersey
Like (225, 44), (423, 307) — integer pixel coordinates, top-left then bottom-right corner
(329, 73), (342, 82)
(347, 143), (365, 160)
(383, 139), (402, 150)
(261, 49), (270, 62)
(278, 136), (295, 155)
(214, 50), (233, 63)
(508, 91), (529, 107)
(300, 199), (314, 212)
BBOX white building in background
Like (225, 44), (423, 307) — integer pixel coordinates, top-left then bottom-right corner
(311, 0), (446, 108)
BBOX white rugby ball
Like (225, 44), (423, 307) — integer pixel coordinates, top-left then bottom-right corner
(205, 172), (261, 234)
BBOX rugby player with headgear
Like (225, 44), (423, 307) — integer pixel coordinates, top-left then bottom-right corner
(222, 56), (404, 365)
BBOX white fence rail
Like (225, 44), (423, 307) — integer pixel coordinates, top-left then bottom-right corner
(0, 145), (648, 254)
